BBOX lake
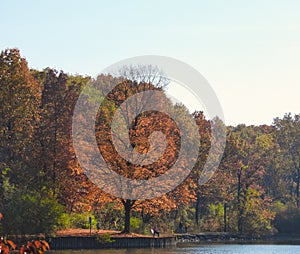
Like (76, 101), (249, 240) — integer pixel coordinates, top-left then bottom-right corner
(50, 244), (300, 254)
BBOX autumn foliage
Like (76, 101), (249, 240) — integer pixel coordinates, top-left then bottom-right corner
(0, 237), (50, 254)
(1, 48), (300, 237)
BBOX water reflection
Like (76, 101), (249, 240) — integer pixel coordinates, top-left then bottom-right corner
(51, 245), (300, 254)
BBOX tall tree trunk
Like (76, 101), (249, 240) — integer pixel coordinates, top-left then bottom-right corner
(224, 202), (227, 232)
(122, 199), (134, 233)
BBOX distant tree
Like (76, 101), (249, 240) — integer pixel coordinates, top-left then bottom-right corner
(227, 125), (275, 235)
(273, 113), (300, 208)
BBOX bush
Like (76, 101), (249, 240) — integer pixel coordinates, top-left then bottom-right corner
(56, 212), (98, 231)
(96, 233), (115, 244)
(2, 188), (64, 235)
(130, 217), (142, 233)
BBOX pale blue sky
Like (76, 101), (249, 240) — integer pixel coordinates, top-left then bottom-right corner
(1, 0), (299, 125)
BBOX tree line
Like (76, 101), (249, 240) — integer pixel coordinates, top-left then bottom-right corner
(0, 48), (300, 236)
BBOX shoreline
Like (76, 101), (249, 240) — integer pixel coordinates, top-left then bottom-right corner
(8, 230), (300, 250)
(48, 233), (300, 250)
(175, 233), (300, 246)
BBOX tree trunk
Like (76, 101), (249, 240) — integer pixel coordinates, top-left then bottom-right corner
(122, 199), (134, 233)
(237, 167), (243, 234)
(224, 202), (227, 232)
(195, 192), (201, 225)
(296, 168), (300, 208)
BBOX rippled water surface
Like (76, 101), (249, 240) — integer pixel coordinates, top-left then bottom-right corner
(51, 244), (300, 254)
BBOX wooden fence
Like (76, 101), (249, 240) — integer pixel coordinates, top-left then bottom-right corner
(49, 236), (176, 250)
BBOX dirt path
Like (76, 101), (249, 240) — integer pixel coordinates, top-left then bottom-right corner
(55, 228), (153, 238)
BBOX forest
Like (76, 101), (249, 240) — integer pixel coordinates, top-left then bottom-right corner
(1, 48), (300, 237)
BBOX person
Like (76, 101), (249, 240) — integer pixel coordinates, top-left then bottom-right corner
(150, 228), (154, 236)
(154, 227), (160, 237)
(151, 227), (160, 237)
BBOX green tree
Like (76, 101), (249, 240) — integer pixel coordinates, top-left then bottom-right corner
(0, 166), (63, 235)
(273, 113), (300, 208)
(222, 125), (275, 235)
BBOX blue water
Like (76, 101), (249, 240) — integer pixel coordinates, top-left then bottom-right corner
(51, 245), (300, 254)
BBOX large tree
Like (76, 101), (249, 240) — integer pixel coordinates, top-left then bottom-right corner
(86, 66), (198, 233)
(0, 49), (63, 234)
(33, 68), (108, 213)
(0, 48), (40, 187)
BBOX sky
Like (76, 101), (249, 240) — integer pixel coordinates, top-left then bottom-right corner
(1, 0), (299, 126)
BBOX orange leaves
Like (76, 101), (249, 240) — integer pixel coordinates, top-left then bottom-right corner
(5, 240), (16, 250)
(41, 240), (50, 251)
(96, 80), (181, 183)
(0, 239), (16, 253)
(0, 243), (9, 254)
(36, 69), (100, 213)
(19, 239), (50, 254)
